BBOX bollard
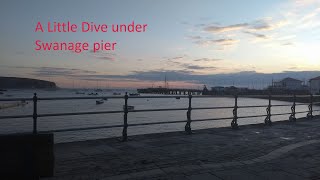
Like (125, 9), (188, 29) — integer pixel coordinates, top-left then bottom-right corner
(185, 94), (192, 134)
(122, 92), (129, 141)
(289, 94), (296, 122)
(307, 94), (313, 119)
(33, 93), (38, 134)
(265, 95), (272, 126)
(231, 95), (239, 129)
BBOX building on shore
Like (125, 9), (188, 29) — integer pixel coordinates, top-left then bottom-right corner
(272, 77), (305, 90)
(310, 76), (320, 95)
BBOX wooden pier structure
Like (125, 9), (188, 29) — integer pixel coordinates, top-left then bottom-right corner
(137, 88), (203, 95)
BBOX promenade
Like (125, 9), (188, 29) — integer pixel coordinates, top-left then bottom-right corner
(44, 116), (320, 180)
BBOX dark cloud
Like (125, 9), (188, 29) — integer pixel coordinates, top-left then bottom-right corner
(193, 58), (221, 62)
(203, 23), (249, 33)
(243, 31), (268, 39)
(195, 38), (238, 46)
(249, 20), (272, 31)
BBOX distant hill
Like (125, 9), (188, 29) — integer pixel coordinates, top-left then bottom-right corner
(0, 77), (57, 89)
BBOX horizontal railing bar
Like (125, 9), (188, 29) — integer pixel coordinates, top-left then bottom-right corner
(192, 106), (234, 110)
(272, 112), (294, 116)
(130, 108), (188, 112)
(40, 124), (124, 133)
(238, 114), (266, 119)
(238, 105), (267, 108)
(0, 114), (33, 119)
(37, 110), (124, 118)
(296, 111), (310, 114)
(270, 104), (291, 107)
(192, 117), (233, 122)
(0, 98), (33, 102)
(129, 120), (188, 127)
(38, 96), (123, 100)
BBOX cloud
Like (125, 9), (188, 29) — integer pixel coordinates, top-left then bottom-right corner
(195, 38), (238, 47)
(203, 23), (249, 33)
(187, 35), (202, 40)
(88, 51), (116, 61)
(183, 64), (217, 70)
(243, 31), (269, 39)
(12, 66), (98, 77)
(193, 58), (221, 62)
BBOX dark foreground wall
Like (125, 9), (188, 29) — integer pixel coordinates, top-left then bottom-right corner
(0, 77), (57, 89)
(0, 133), (54, 179)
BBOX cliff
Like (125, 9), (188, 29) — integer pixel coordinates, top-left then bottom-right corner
(0, 77), (57, 89)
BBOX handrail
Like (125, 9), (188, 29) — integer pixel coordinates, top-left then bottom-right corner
(0, 93), (318, 141)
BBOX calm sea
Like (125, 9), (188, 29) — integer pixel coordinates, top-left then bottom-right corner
(0, 89), (319, 143)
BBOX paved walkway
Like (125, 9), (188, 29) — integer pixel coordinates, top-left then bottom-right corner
(44, 116), (320, 180)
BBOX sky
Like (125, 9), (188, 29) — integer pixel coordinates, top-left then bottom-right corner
(0, 0), (319, 89)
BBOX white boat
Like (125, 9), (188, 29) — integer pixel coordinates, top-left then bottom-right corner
(96, 99), (104, 105)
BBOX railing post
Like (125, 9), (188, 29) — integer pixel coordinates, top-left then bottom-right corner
(185, 94), (192, 134)
(231, 95), (238, 129)
(265, 94), (272, 126)
(122, 92), (129, 141)
(307, 94), (313, 119)
(33, 93), (38, 134)
(289, 94), (296, 122)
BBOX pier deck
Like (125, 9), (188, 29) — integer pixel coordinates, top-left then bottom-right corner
(44, 116), (320, 180)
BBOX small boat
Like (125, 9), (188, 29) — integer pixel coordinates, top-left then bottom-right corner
(113, 92), (121, 95)
(129, 93), (140, 96)
(96, 99), (104, 105)
(123, 105), (134, 111)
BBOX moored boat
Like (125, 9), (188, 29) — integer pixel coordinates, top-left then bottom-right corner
(96, 99), (104, 105)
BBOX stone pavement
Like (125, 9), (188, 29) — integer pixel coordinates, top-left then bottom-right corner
(43, 116), (320, 180)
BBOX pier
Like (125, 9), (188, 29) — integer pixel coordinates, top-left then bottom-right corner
(137, 88), (202, 95)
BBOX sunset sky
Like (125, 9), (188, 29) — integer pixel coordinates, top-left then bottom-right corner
(0, 0), (319, 88)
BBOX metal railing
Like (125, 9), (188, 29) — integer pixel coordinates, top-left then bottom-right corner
(0, 93), (319, 141)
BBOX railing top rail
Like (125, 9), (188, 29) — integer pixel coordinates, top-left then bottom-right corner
(1, 94), (319, 102)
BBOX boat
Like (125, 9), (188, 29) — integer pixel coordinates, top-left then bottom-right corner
(129, 93), (140, 96)
(123, 105), (134, 111)
(88, 92), (98, 95)
(113, 92), (121, 95)
(96, 99), (104, 105)
(75, 91), (85, 95)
